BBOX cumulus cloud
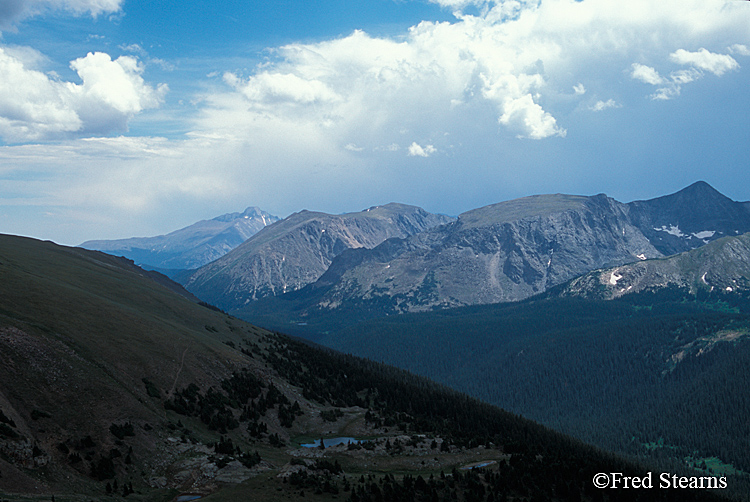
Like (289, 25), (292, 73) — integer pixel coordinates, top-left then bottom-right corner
(630, 64), (664, 85)
(729, 44), (750, 57)
(224, 71), (340, 107)
(631, 47), (740, 101)
(4, 0), (750, 244)
(196, 0), (750, 148)
(499, 94), (565, 139)
(408, 142), (436, 157)
(0, 0), (122, 28)
(0, 48), (167, 142)
(670, 48), (739, 76)
(428, 0), (488, 9)
(590, 99), (621, 112)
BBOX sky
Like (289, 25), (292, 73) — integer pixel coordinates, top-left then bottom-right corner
(1, 0), (749, 245)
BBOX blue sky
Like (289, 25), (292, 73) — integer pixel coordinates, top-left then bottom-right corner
(1, 0), (749, 245)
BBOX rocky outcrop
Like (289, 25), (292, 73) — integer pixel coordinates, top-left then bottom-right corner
(182, 204), (454, 311)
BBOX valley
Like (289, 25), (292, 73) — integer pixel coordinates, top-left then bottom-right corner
(4, 234), (711, 502)
(6, 181), (750, 501)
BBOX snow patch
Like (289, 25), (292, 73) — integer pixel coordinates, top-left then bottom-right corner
(653, 225), (686, 238)
(726, 287), (734, 292)
(637, 254), (647, 261)
(692, 230), (715, 240)
(701, 272), (708, 285)
(609, 271), (623, 286)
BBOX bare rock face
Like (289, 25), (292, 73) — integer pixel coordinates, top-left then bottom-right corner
(81, 207), (280, 271)
(182, 204), (454, 311)
(311, 194), (662, 313)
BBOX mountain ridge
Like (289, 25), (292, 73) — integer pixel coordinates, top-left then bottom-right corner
(182, 203), (455, 310)
(240, 181), (750, 317)
(550, 231), (750, 301)
(81, 206), (280, 271)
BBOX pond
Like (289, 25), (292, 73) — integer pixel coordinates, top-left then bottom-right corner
(300, 437), (363, 448)
(176, 496), (202, 502)
(460, 460), (497, 470)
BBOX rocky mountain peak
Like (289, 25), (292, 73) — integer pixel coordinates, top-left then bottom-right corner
(182, 204), (455, 310)
(627, 181), (750, 255)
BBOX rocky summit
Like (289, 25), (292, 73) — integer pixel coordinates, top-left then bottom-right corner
(182, 203), (454, 311)
(263, 182), (750, 316)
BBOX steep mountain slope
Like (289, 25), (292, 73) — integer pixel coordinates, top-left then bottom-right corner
(3, 234), (704, 502)
(234, 182), (749, 325)
(182, 203), (454, 311)
(81, 206), (280, 270)
(550, 232), (750, 300)
(291, 193), (660, 314)
(627, 181), (750, 256)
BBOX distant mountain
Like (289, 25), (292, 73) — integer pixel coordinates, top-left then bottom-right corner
(283, 193), (659, 316)
(80, 206), (280, 270)
(628, 181), (750, 255)
(242, 182), (750, 321)
(182, 203), (454, 311)
(2, 233), (693, 502)
(551, 232), (750, 300)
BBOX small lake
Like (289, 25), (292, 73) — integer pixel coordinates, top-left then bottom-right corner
(460, 460), (497, 470)
(176, 496), (201, 502)
(300, 437), (362, 448)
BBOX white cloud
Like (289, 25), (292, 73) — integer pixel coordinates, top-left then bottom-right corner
(630, 63), (664, 85)
(0, 48), (167, 142)
(408, 142), (436, 157)
(632, 48), (739, 101)
(729, 44), (750, 57)
(428, 0), (488, 9)
(499, 94), (565, 139)
(590, 99), (620, 112)
(4, 0), (750, 244)
(670, 48), (739, 76)
(0, 0), (122, 28)
(224, 71), (340, 106)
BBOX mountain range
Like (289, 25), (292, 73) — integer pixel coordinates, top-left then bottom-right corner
(4, 233), (717, 502)
(181, 203), (454, 311)
(81, 206), (280, 271)
(299, 181), (750, 314)
(5, 179), (750, 500)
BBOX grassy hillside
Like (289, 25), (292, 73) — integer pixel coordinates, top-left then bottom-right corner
(0, 235), (734, 501)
